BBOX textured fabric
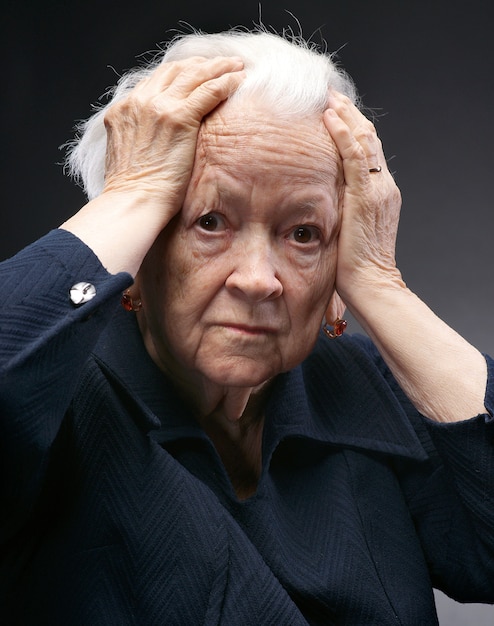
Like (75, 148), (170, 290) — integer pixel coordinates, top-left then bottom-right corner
(1, 229), (494, 625)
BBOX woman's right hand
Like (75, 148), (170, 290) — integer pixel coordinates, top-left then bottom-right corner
(61, 56), (245, 276)
(103, 56), (245, 214)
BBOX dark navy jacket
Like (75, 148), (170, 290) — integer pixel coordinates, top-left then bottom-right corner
(1, 230), (494, 624)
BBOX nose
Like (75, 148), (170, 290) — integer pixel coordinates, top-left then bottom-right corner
(225, 237), (283, 302)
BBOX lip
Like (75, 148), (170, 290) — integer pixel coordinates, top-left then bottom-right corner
(220, 323), (277, 335)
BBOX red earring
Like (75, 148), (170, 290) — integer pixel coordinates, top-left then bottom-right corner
(323, 317), (347, 339)
(121, 289), (142, 312)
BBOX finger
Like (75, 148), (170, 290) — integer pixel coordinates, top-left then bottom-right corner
(327, 92), (384, 171)
(184, 68), (246, 117)
(132, 60), (194, 93)
(323, 108), (370, 187)
(129, 56), (244, 104)
(158, 56), (244, 99)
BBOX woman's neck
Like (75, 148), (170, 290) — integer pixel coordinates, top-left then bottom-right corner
(166, 364), (271, 499)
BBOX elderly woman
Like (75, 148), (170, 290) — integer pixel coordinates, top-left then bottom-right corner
(1, 28), (493, 625)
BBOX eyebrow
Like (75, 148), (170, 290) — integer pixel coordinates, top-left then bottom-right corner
(214, 181), (338, 222)
(283, 196), (337, 216)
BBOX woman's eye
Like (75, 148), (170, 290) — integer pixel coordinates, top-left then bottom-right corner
(292, 226), (317, 244)
(197, 213), (223, 231)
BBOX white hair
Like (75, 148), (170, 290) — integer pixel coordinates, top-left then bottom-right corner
(64, 28), (358, 199)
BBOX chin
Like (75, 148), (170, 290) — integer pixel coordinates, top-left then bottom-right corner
(201, 358), (279, 389)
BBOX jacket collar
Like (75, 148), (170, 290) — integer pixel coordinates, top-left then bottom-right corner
(268, 336), (428, 461)
(93, 308), (427, 462)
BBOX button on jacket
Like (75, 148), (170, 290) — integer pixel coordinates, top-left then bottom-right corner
(1, 230), (494, 625)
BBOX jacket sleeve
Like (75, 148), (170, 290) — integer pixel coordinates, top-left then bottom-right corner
(354, 333), (494, 602)
(0, 229), (132, 544)
(416, 361), (494, 602)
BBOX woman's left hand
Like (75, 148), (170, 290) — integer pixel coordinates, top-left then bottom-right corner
(323, 92), (404, 309)
(323, 92), (487, 423)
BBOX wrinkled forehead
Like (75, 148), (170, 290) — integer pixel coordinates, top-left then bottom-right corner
(196, 100), (341, 187)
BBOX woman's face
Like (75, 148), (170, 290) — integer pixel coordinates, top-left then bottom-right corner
(136, 103), (342, 390)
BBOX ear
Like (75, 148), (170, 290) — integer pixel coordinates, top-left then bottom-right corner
(130, 272), (142, 300)
(324, 291), (346, 326)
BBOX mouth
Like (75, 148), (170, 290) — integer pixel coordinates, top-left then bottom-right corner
(221, 323), (277, 336)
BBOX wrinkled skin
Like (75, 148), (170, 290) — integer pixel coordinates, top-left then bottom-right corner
(99, 58), (402, 425)
(323, 94), (403, 306)
(135, 102), (345, 421)
(62, 54), (486, 495)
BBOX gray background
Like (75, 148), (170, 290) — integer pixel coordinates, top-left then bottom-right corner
(2, 1), (493, 622)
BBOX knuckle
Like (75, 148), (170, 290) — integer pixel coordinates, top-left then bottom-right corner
(353, 123), (373, 143)
(391, 185), (402, 203)
(331, 100), (346, 115)
(338, 94), (353, 107)
(104, 101), (124, 126)
(361, 119), (376, 138)
(347, 142), (365, 162)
